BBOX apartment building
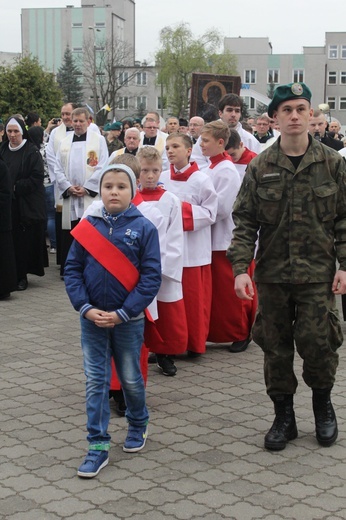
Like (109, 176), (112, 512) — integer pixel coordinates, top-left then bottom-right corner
(225, 33), (346, 124)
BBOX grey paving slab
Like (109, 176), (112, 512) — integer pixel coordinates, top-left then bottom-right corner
(1, 259), (346, 520)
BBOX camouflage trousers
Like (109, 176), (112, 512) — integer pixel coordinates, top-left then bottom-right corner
(252, 283), (343, 396)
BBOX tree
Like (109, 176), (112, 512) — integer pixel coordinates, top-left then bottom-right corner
(0, 55), (63, 124)
(155, 23), (238, 118)
(241, 102), (251, 120)
(57, 46), (84, 105)
(256, 82), (275, 116)
(81, 36), (145, 125)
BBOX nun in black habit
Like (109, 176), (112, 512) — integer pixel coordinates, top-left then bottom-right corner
(0, 116), (47, 290)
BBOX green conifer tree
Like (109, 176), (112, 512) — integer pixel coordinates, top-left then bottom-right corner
(57, 46), (84, 105)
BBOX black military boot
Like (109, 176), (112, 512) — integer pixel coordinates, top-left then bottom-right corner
(264, 395), (298, 451)
(312, 388), (338, 447)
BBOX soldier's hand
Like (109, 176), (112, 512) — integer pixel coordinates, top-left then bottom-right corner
(234, 273), (254, 300)
(332, 270), (346, 295)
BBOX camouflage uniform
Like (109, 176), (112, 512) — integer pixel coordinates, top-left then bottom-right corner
(107, 138), (124, 156)
(227, 135), (346, 395)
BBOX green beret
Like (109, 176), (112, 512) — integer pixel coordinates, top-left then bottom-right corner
(268, 82), (312, 117)
(109, 122), (122, 131)
(104, 123), (111, 131)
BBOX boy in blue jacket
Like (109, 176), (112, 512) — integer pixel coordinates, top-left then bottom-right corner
(64, 164), (161, 478)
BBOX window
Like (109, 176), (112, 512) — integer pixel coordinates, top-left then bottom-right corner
(95, 22), (105, 28)
(72, 47), (83, 53)
(95, 46), (105, 51)
(340, 72), (346, 84)
(116, 17), (124, 42)
(267, 69), (279, 84)
(342, 45), (346, 59)
(157, 96), (167, 110)
(244, 70), (256, 84)
(136, 96), (147, 110)
(118, 72), (129, 86)
(328, 45), (338, 59)
(339, 97), (346, 110)
(72, 23), (82, 28)
(327, 97), (336, 110)
(328, 71), (337, 84)
(243, 96), (256, 110)
(118, 97), (129, 110)
(136, 72), (147, 86)
(293, 69), (304, 82)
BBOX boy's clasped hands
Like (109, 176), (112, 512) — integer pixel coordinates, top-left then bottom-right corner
(85, 308), (122, 327)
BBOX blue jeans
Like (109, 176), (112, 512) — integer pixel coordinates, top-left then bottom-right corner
(80, 316), (148, 449)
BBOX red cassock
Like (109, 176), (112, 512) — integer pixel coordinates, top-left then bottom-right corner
(208, 254), (257, 343)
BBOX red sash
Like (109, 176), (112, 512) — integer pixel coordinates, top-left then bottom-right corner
(71, 218), (163, 349)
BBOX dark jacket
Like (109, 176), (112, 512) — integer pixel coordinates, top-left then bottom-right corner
(64, 204), (162, 321)
(321, 133), (344, 151)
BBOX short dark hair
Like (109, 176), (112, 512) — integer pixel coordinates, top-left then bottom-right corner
(25, 112), (40, 127)
(226, 129), (241, 150)
(218, 94), (243, 112)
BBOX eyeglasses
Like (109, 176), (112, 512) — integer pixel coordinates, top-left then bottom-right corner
(144, 126), (157, 130)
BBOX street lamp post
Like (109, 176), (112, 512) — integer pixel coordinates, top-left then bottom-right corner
(88, 26), (101, 116)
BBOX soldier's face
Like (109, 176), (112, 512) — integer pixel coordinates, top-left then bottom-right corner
(274, 100), (312, 137)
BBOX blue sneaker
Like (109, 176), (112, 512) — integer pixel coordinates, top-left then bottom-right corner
(123, 424), (148, 453)
(77, 450), (109, 478)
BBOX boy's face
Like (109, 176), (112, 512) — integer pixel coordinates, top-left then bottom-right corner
(200, 132), (224, 157)
(101, 171), (132, 213)
(165, 137), (192, 169)
(226, 145), (244, 163)
(139, 159), (162, 189)
(219, 105), (241, 128)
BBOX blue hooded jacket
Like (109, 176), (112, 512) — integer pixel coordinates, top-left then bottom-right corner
(64, 203), (161, 322)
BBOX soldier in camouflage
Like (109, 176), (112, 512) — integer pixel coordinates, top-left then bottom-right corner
(227, 82), (346, 451)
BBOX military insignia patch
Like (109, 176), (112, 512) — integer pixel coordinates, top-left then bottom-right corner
(291, 83), (303, 96)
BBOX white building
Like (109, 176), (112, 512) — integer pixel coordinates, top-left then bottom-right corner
(224, 33), (346, 124)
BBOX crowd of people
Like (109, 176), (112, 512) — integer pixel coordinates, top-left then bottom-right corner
(1, 82), (346, 479)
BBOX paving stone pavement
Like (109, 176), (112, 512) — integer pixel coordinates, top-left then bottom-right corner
(1, 260), (346, 520)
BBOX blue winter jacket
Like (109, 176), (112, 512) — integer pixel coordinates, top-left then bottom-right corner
(64, 204), (162, 321)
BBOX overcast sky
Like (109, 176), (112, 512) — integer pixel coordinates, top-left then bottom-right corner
(1, 0), (344, 63)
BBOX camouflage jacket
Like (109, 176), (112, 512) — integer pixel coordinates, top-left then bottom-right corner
(107, 138), (124, 156)
(227, 136), (346, 283)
